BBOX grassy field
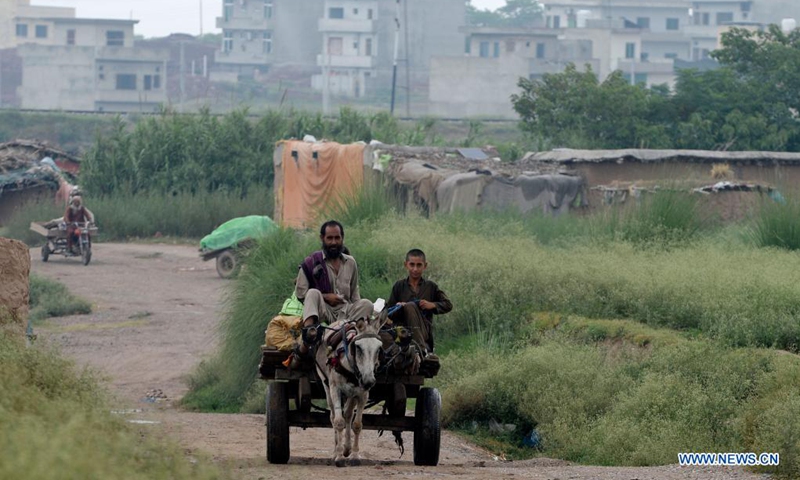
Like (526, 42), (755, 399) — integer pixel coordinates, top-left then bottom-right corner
(0, 332), (225, 480)
(182, 190), (800, 477)
(29, 274), (92, 323)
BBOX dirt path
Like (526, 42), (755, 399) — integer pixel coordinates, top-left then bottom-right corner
(31, 243), (770, 480)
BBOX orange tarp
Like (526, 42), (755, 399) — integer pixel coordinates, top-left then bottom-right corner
(277, 141), (365, 228)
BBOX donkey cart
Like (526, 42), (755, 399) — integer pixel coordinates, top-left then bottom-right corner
(259, 345), (442, 466)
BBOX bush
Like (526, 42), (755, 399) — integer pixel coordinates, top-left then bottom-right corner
(749, 194), (800, 250)
(29, 274), (92, 323)
(620, 189), (704, 246)
(439, 331), (800, 473)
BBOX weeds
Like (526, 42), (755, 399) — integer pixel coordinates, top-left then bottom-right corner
(29, 275), (92, 323)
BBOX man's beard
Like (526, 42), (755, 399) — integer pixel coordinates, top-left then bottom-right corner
(323, 243), (342, 258)
(70, 205), (80, 213)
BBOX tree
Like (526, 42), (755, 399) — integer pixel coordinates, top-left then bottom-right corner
(497, 0), (543, 28)
(466, 0), (542, 27)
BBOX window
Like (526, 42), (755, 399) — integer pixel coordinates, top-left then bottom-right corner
(493, 42), (500, 58)
(353, 8), (358, 15)
(263, 31), (272, 54)
(67, 29), (75, 45)
(624, 72), (648, 85)
(329, 7), (344, 19)
(741, 2), (751, 12)
(536, 42), (545, 58)
(264, 0), (272, 19)
(479, 41), (489, 57)
(553, 15), (561, 28)
(365, 38), (373, 56)
(115, 74), (137, 90)
(641, 52), (649, 62)
(224, 0), (233, 21)
(144, 75), (153, 91)
(665, 52), (678, 59)
(328, 36), (343, 55)
(153, 75), (161, 89)
(223, 31), (233, 52)
(16, 24), (28, 38)
(666, 18), (679, 30)
(35, 25), (48, 38)
(636, 17), (650, 29)
(367, 9), (373, 20)
(567, 13), (577, 28)
(694, 12), (710, 26)
(465, 37), (471, 54)
(716, 12), (734, 24)
(625, 42), (635, 59)
(106, 30), (124, 46)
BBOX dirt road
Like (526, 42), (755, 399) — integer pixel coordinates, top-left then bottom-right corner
(31, 243), (770, 480)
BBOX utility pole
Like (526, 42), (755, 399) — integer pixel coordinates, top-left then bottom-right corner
(403, 0), (410, 117)
(199, 0), (204, 36)
(179, 41), (185, 112)
(390, 0), (400, 115)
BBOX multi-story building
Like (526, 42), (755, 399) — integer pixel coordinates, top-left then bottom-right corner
(214, 0), (324, 80)
(8, 3), (168, 112)
(312, 0), (465, 100)
(313, 0), (379, 99)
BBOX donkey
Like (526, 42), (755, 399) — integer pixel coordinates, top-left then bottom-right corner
(315, 311), (385, 467)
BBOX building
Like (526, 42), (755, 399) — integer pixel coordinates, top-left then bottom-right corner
(214, 0), (324, 80)
(312, 0), (465, 101)
(313, 0), (379, 99)
(10, 5), (168, 112)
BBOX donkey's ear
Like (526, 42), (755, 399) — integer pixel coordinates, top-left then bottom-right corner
(374, 309), (389, 329)
(355, 318), (367, 331)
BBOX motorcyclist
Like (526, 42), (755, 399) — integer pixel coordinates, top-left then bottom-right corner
(63, 195), (94, 254)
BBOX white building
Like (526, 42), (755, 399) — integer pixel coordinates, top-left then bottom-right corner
(9, 2), (168, 112)
(313, 0), (379, 99)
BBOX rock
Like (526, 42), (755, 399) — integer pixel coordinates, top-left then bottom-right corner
(0, 237), (31, 341)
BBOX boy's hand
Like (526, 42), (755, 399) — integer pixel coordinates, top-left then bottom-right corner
(419, 299), (436, 310)
(323, 293), (345, 306)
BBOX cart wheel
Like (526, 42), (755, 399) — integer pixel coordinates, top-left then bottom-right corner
(413, 387), (441, 466)
(216, 250), (239, 279)
(266, 382), (290, 464)
(82, 244), (92, 266)
(41, 243), (50, 262)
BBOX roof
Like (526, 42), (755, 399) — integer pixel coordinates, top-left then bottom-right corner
(32, 17), (138, 26)
(522, 149), (800, 166)
(0, 140), (78, 193)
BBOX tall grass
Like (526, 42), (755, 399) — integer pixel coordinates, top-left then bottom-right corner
(0, 332), (224, 479)
(438, 320), (800, 476)
(2, 186), (272, 243)
(183, 229), (315, 412)
(619, 189), (704, 246)
(749, 194), (800, 250)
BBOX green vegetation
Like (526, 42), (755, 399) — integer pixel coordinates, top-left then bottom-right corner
(0, 331), (224, 480)
(2, 187), (272, 244)
(184, 188), (800, 476)
(0, 110), (114, 152)
(29, 274), (92, 323)
(512, 26), (800, 151)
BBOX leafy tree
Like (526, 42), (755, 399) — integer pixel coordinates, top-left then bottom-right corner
(497, 0), (543, 27)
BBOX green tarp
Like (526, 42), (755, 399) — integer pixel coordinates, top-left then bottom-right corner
(200, 215), (278, 252)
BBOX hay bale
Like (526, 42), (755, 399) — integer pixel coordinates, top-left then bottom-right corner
(0, 237), (30, 339)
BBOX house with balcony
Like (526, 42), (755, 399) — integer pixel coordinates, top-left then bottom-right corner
(214, 0), (323, 81)
(312, 1), (379, 98)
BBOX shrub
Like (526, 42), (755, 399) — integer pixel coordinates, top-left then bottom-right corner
(29, 274), (92, 323)
(749, 194), (800, 250)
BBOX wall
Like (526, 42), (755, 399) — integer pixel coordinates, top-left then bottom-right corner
(429, 55), (527, 119)
(18, 45), (167, 111)
(0, 1), (17, 49)
(0, 237), (30, 341)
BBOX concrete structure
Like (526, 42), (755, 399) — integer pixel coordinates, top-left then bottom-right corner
(18, 44), (167, 112)
(214, 0), (324, 80)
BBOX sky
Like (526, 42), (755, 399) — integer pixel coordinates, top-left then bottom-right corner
(32, 0), (508, 38)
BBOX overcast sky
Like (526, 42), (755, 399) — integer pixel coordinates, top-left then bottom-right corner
(31, 0), (507, 38)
